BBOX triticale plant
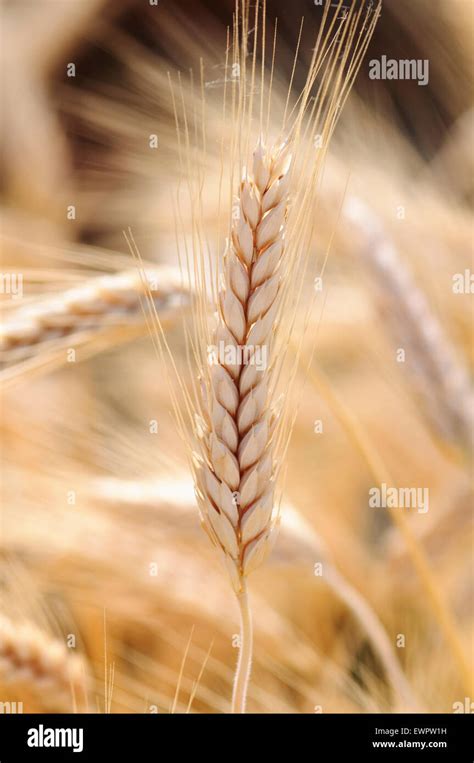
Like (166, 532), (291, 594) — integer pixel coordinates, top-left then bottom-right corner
(132, 0), (381, 712)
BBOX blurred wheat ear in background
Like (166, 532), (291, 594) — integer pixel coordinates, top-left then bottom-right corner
(0, 264), (188, 386)
(0, 614), (89, 712)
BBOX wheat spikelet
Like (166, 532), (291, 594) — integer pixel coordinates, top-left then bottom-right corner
(0, 267), (187, 364)
(0, 614), (89, 711)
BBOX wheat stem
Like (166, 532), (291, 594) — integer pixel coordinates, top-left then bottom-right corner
(231, 580), (253, 714)
(324, 567), (418, 709)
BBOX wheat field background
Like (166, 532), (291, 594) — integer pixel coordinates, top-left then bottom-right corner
(0, 0), (473, 714)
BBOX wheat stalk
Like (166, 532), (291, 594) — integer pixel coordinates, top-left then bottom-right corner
(192, 139), (292, 712)
(131, 0), (381, 713)
(0, 614), (89, 711)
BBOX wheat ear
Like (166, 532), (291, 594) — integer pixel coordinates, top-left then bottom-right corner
(0, 614), (89, 711)
(0, 267), (187, 363)
(345, 197), (474, 454)
(193, 139), (291, 713)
